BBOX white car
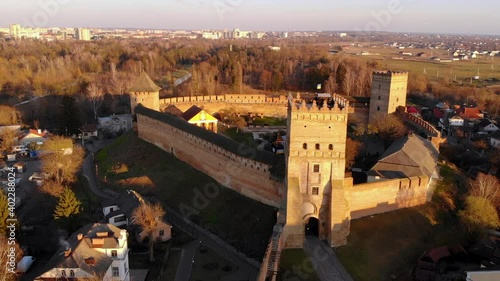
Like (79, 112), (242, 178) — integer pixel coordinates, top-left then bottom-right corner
(11, 145), (28, 152)
(29, 172), (49, 182)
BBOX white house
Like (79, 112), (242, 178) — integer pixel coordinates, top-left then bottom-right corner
(19, 129), (48, 146)
(448, 115), (465, 127)
(490, 131), (500, 148)
(35, 223), (130, 281)
(98, 114), (133, 134)
(477, 119), (499, 133)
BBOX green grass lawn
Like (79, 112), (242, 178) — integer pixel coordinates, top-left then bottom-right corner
(220, 127), (257, 146)
(96, 132), (277, 259)
(251, 117), (287, 126)
(277, 249), (321, 281)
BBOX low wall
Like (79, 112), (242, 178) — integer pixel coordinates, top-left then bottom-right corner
(350, 176), (430, 219)
(136, 112), (283, 207)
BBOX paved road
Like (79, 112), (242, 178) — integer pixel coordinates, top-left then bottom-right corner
(82, 140), (116, 200)
(303, 236), (354, 281)
(174, 240), (199, 281)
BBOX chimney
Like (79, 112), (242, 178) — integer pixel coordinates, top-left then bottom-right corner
(64, 248), (72, 257)
(37, 129), (42, 134)
(77, 233), (83, 241)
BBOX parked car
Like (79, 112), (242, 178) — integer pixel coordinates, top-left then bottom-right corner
(16, 256), (36, 273)
(11, 145), (28, 152)
(28, 172), (49, 182)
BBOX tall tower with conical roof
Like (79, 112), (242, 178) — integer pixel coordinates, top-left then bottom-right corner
(128, 72), (162, 114)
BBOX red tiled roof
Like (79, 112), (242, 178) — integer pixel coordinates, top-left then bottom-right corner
(458, 107), (482, 119)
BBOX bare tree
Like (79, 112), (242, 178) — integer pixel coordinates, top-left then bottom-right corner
(470, 173), (500, 207)
(41, 136), (85, 184)
(86, 83), (104, 121)
(131, 202), (166, 262)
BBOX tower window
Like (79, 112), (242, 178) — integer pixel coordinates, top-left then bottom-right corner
(377, 106), (380, 111)
(313, 164), (320, 173)
(303, 143), (307, 150)
(315, 144), (320, 150)
(328, 144), (333, 150)
(111, 250), (117, 257)
(378, 96), (381, 100)
(396, 97), (399, 102)
(312, 187), (319, 195)
(378, 84), (381, 91)
(70, 270), (75, 277)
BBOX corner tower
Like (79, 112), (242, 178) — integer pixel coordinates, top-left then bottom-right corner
(369, 71), (408, 124)
(128, 72), (161, 114)
(283, 93), (351, 248)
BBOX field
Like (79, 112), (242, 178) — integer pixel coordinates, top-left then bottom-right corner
(343, 46), (500, 83)
(95, 132), (278, 259)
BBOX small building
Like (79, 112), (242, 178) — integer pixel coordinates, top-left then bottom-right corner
(81, 124), (98, 140)
(13, 162), (26, 173)
(19, 129), (48, 146)
(98, 114), (133, 134)
(103, 190), (172, 244)
(490, 131), (500, 148)
(477, 119), (499, 133)
(181, 105), (218, 133)
(367, 134), (439, 182)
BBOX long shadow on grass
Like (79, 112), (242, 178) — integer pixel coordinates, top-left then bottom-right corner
(97, 133), (277, 259)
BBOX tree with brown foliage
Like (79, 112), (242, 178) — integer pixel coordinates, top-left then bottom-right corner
(459, 196), (500, 232)
(131, 202), (166, 262)
(0, 129), (17, 153)
(346, 138), (363, 170)
(0, 106), (20, 126)
(0, 234), (23, 281)
(368, 114), (408, 146)
(41, 136), (84, 184)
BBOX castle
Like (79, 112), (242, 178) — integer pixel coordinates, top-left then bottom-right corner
(129, 71), (439, 252)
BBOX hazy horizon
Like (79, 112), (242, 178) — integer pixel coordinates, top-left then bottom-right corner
(1, 0), (499, 36)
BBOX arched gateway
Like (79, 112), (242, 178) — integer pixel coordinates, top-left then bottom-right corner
(282, 93), (352, 248)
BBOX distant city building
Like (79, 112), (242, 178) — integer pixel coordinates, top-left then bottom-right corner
(339, 32), (347, 37)
(75, 28), (91, 41)
(9, 24), (21, 39)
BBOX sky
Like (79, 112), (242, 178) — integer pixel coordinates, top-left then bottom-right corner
(0, 0), (499, 35)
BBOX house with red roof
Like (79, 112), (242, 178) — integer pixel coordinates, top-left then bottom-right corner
(19, 129), (49, 146)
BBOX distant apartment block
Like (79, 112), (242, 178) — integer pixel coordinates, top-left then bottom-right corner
(9, 24), (21, 39)
(75, 28), (91, 41)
